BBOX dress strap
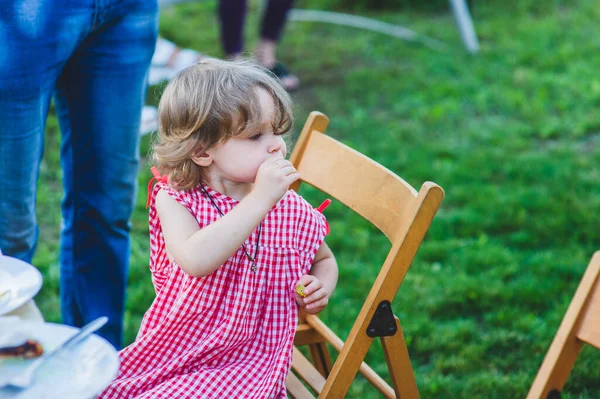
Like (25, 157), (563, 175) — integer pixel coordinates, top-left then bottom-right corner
(315, 199), (332, 235)
(146, 167), (168, 208)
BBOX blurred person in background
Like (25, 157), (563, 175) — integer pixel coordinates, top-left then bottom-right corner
(219, 0), (299, 91)
(0, 0), (158, 349)
(141, 0), (298, 136)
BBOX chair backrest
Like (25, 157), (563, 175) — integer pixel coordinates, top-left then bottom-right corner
(289, 114), (421, 244)
(288, 111), (444, 398)
(527, 251), (600, 399)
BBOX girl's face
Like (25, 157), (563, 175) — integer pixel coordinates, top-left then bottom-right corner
(204, 88), (287, 184)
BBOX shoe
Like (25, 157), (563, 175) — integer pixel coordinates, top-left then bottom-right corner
(140, 105), (158, 136)
(268, 61), (299, 91)
(148, 38), (205, 86)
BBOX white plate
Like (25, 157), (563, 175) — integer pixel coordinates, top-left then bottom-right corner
(0, 257), (43, 316)
(0, 321), (120, 399)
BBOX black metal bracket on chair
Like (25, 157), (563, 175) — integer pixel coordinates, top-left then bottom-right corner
(547, 390), (561, 399)
(366, 300), (398, 338)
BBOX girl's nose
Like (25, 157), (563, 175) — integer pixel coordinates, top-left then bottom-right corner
(268, 135), (286, 156)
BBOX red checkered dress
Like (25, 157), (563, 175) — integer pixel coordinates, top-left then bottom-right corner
(98, 181), (327, 399)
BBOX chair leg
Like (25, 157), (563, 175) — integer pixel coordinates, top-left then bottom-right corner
(381, 317), (420, 399)
(308, 342), (333, 377)
(526, 328), (584, 398)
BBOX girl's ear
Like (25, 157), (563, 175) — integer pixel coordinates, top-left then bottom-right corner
(191, 149), (212, 167)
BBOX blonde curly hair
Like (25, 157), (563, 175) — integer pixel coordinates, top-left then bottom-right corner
(152, 58), (293, 190)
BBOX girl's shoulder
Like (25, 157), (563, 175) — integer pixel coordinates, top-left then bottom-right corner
(158, 183), (205, 203)
(151, 182), (212, 220)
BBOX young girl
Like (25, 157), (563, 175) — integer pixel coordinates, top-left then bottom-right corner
(99, 58), (338, 398)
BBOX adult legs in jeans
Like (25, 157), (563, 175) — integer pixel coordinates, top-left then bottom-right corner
(218, 0), (298, 90)
(0, 0), (158, 349)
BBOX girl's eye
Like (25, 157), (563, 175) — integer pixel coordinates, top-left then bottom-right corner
(249, 133), (263, 141)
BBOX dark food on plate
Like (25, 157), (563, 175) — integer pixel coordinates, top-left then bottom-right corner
(0, 339), (44, 358)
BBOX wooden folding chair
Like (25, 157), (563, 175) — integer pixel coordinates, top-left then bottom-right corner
(286, 111), (445, 398)
(527, 251), (600, 399)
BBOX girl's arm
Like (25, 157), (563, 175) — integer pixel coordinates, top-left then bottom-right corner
(156, 189), (271, 277)
(296, 242), (338, 314)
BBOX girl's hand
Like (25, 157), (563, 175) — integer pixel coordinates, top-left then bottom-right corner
(294, 275), (330, 314)
(253, 153), (300, 207)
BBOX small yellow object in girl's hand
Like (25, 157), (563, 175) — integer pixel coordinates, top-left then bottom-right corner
(295, 284), (307, 297)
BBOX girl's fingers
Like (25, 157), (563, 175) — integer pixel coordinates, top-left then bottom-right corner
(303, 279), (322, 295)
(263, 153), (284, 166)
(306, 297), (328, 311)
(272, 159), (291, 168)
(280, 165), (297, 175)
(295, 295), (306, 307)
(295, 277), (329, 312)
(284, 173), (300, 185)
(304, 288), (327, 305)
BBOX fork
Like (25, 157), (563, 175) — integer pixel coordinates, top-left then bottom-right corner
(1, 316), (108, 389)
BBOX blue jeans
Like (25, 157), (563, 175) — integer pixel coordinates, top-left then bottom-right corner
(0, 0), (158, 348)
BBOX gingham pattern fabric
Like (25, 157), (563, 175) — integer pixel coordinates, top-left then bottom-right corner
(98, 182), (327, 399)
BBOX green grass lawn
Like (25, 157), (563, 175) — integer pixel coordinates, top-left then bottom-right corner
(32, 0), (600, 397)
